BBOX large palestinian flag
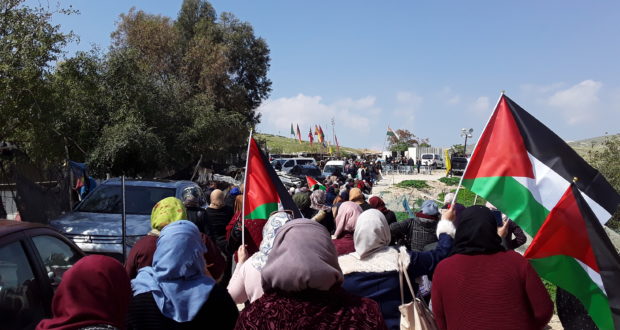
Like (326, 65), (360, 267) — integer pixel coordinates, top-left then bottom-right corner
(462, 94), (620, 329)
(244, 137), (301, 221)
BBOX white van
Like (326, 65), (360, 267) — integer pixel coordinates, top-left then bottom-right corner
(280, 157), (317, 172)
(322, 160), (345, 178)
(421, 153), (444, 169)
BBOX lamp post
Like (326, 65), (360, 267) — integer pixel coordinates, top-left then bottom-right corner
(461, 128), (473, 156)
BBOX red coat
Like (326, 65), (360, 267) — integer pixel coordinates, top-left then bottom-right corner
(431, 251), (553, 330)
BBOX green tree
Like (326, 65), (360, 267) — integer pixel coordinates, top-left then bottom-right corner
(586, 135), (620, 230)
(388, 129), (429, 152)
(0, 0), (75, 163)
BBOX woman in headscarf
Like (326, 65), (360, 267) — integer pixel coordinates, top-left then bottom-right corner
(309, 189), (336, 233)
(339, 209), (455, 330)
(235, 219), (387, 329)
(37, 255), (130, 330)
(125, 197), (224, 281)
(390, 199), (441, 251)
(181, 186), (208, 234)
(128, 221), (238, 329)
(332, 201), (363, 256)
(349, 187), (372, 211)
(325, 185), (338, 206)
(227, 211), (292, 304)
(431, 206), (553, 330)
(292, 192), (313, 218)
(368, 196), (397, 225)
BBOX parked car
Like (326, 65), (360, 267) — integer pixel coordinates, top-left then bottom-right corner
(287, 164), (325, 183)
(0, 220), (85, 329)
(280, 157), (317, 172)
(421, 153), (444, 169)
(450, 156), (468, 176)
(322, 160), (345, 178)
(271, 158), (290, 171)
(50, 178), (205, 261)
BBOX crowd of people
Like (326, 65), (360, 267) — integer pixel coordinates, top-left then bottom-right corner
(36, 169), (560, 330)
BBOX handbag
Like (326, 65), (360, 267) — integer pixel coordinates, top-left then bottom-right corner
(398, 251), (438, 330)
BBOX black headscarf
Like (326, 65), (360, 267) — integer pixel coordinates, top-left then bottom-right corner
(451, 205), (505, 256)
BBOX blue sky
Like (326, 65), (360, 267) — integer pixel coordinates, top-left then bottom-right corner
(39, 0), (620, 150)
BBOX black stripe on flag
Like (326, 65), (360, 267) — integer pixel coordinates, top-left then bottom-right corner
(505, 95), (620, 218)
(574, 183), (620, 329)
(256, 142), (302, 219)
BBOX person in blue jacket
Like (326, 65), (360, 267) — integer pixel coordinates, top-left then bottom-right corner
(339, 208), (456, 330)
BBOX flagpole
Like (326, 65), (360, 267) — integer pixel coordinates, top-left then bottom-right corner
(241, 129), (253, 247)
(452, 91), (505, 205)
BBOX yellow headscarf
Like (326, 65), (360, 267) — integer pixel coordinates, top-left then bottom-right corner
(151, 197), (188, 231)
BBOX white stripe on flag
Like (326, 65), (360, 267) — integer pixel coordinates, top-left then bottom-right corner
(512, 153), (612, 225)
(576, 259), (607, 296)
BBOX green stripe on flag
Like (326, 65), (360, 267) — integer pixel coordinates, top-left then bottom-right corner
(246, 202), (278, 220)
(530, 255), (612, 330)
(464, 176), (614, 329)
(463, 176), (550, 235)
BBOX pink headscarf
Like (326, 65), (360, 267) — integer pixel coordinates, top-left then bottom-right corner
(334, 201), (363, 237)
(261, 219), (343, 292)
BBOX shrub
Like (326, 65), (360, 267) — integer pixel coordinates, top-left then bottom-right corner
(395, 180), (429, 189)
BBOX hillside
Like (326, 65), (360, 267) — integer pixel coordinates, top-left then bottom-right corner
(255, 133), (371, 155)
(567, 133), (619, 156)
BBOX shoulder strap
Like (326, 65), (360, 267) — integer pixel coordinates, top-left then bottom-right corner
(398, 250), (416, 304)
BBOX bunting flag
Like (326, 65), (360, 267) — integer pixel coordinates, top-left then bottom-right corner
(461, 94), (620, 329)
(387, 126), (399, 141)
(290, 123), (294, 136)
(306, 176), (326, 191)
(308, 128), (314, 146)
(244, 136), (301, 223)
(296, 124), (302, 144)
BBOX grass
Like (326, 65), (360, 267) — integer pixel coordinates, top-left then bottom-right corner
(438, 177), (461, 186)
(395, 180), (429, 189)
(438, 187), (486, 207)
(256, 133), (366, 155)
(395, 211), (410, 222)
(543, 279), (557, 313)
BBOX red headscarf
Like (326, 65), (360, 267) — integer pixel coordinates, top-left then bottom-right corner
(36, 255), (131, 330)
(368, 196), (389, 214)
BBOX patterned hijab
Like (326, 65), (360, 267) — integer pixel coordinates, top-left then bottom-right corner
(151, 197), (188, 231)
(131, 221), (215, 322)
(334, 201), (363, 237)
(261, 219), (343, 292)
(250, 211), (293, 271)
(310, 189), (331, 211)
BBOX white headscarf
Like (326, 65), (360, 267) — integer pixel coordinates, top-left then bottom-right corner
(353, 209), (391, 259)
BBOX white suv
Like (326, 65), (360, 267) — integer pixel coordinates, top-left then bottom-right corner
(280, 158), (317, 172)
(421, 153), (444, 169)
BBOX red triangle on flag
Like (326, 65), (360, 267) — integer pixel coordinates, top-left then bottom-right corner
(524, 185), (599, 272)
(464, 96), (534, 179)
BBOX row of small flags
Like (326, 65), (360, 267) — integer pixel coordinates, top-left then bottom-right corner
(289, 123), (339, 153)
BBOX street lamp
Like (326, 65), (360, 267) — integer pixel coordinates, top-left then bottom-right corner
(461, 128), (473, 156)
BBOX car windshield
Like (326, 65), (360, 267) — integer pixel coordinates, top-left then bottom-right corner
(301, 167), (322, 176)
(75, 185), (176, 215)
(323, 165), (342, 173)
(297, 159), (314, 165)
(422, 154), (433, 159)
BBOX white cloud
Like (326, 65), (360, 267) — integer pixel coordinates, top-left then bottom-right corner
(447, 95), (460, 105)
(470, 96), (490, 115)
(548, 80), (602, 124)
(257, 94), (380, 144)
(392, 91), (423, 125)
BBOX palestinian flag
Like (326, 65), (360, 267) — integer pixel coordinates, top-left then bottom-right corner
(296, 124), (302, 144)
(462, 94), (620, 329)
(387, 126), (399, 140)
(306, 176), (326, 191)
(244, 137), (301, 221)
